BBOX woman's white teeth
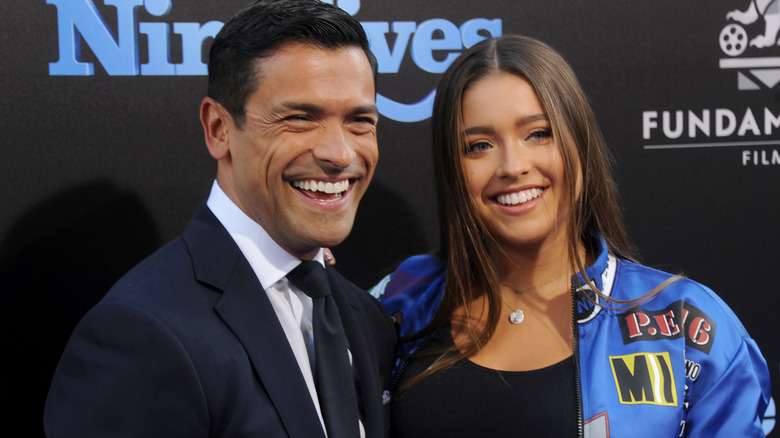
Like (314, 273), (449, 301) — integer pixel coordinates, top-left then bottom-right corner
(496, 188), (543, 206)
(292, 180), (349, 194)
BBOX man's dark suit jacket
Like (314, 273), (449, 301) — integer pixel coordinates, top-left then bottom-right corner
(44, 204), (397, 437)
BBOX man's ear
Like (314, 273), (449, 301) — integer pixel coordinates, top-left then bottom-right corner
(200, 97), (232, 160)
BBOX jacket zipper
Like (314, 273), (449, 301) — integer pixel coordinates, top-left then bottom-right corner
(389, 329), (440, 392)
(572, 284), (584, 438)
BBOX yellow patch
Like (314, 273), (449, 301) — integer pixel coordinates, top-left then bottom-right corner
(609, 352), (677, 406)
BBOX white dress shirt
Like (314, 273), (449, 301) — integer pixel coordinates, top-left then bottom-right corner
(206, 181), (365, 438)
(206, 181), (326, 431)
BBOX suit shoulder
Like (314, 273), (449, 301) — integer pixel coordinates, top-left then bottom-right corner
(328, 267), (384, 309)
(328, 267), (396, 337)
(96, 236), (219, 323)
(107, 237), (191, 294)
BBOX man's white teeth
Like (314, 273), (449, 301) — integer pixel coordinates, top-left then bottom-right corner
(292, 180), (349, 194)
(496, 188), (543, 206)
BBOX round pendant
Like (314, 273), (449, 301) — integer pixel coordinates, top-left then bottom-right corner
(509, 309), (525, 325)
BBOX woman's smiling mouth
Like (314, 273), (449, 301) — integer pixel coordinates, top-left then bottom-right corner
(494, 187), (544, 206)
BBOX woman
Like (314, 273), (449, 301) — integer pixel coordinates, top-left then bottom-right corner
(371, 35), (771, 437)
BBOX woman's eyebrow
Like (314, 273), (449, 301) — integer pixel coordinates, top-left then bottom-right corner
(463, 125), (495, 136)
(463, 114), (548, 136)
(515, 113), (548, 128)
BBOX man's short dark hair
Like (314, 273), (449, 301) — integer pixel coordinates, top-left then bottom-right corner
(207, 0), (377, 128)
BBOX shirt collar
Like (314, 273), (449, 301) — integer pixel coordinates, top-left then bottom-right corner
(206, 180), (324, 289)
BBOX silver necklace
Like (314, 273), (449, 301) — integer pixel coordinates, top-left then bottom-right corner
(508, 307), (525, 325)
(500, 275), (569, 325)
(500, 283), (525, 325)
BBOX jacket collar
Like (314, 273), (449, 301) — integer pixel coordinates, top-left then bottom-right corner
(182, 204), (327, 438)
(573, 234), (617, 324)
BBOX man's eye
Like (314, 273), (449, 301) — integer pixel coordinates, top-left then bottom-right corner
(348, 117), (377, 134)
(354, 116), (377, 125)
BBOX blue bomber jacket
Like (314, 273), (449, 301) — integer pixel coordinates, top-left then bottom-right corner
(371, 238), (772, 437)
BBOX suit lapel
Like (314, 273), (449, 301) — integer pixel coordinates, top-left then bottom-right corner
(183, 204), (325, 438)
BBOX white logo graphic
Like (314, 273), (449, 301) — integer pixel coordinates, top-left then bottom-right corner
(719, 0), (780, 89)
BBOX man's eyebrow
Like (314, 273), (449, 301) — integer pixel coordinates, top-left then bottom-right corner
(279, 102), (325, 115)
(351, 104), (379, 117)
(277, 102), (379, 117)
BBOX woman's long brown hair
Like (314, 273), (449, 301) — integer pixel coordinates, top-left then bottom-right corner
(398, 35), (657, 392)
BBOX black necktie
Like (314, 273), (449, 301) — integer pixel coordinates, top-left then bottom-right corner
(287, 261), (360, 438)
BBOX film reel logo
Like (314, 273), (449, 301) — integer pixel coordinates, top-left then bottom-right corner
(719, 0), (780, 89)
(720, 24), (750, 57)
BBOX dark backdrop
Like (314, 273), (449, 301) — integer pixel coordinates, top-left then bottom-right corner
(1, 0), (777, 435)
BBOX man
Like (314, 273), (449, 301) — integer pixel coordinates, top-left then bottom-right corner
(43, 1), (396, 436)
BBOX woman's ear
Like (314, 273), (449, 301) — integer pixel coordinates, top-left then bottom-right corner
(200, 97), (231, 160)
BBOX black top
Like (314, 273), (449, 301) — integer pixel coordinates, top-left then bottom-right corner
(391, 326), (579, 437)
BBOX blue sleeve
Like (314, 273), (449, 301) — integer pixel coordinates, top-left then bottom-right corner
(368, 255), (448, 373)
(684, 337), (771, 437)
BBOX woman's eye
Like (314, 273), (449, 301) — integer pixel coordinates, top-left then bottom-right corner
(528, 128), (553, 142)
(467, 141), (492, 153)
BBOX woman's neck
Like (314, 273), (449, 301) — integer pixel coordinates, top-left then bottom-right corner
(489, 232), (585, 299)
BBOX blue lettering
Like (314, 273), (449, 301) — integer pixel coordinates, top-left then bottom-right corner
(369, 17), (501, 121)
(48, 0), (144, 76)
(411, 19), (461, 74)
(320, 0), (361, 16)
(461, 18), (502, 48)
(363, 18), (502, 74)
(47, 0), (503, 122)
(173, 21), (222, 75)
(144, 0), (171, 16)
(363, 21), (416, 74)
(48, 0), (218, 76)
(140, 22), (174, 75)
(139, 0), (174, 75)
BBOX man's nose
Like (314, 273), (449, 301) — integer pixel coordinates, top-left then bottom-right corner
(312, 124), (356, 169)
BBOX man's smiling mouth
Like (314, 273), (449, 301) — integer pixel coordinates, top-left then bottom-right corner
(291, 179), (350, 200)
